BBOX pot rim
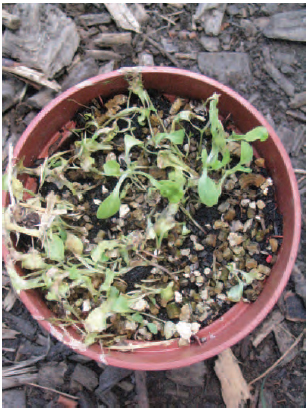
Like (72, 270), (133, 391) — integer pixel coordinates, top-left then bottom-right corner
(3, 67), (301, 370)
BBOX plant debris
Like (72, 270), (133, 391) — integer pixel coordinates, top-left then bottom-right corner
(3, 71), (283, 349)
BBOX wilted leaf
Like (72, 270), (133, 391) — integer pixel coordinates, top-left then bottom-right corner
(124, 134), (143, 159)
(160, 282), (174, 307)
(156, 180), (184, 203)
(100, 269), (116, 291)
(232, 126), (268, 142)
(65, 233), (83, 255)
(227, 281), (244, 302)
(22, 251), (47, 270)
(154, 129), (185, 146)
(45, 234), (65, 262)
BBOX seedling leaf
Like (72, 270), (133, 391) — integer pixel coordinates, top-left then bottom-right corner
(97, 190), (121, 219)
(44, 234), (64, 262)
(154, 129), (185, 146)
(103, 160), (121, 177)
(198, 170), (221, 207)
(232, 126), (268, 142)
(124, 134), (143, 159)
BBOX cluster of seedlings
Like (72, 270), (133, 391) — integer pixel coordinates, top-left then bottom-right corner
(3, 72), (283, 348)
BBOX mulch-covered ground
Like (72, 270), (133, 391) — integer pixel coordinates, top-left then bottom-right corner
(2, 3), (306, 408)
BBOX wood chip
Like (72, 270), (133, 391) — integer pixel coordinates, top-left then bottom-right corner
(291, 125), (306, 156)
(289, 92), (306, 109)
(214, 349), (251, 408)
(85, 50), (122, 61)
(3, 288), (17, 311)
(263, 57), (295, 97)
(286, 109), (306, 123)
(2, 65), (61, 92)
(2, 9), (20, 30)
(2, 328), (20, 339)
(252, 309), (284, 347)
(104, 4), (140, 33)
(273, 322), (300, 366)
(94, 32), (132, 46)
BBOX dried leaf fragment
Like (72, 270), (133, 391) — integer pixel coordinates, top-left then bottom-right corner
(105, 4), (140, 32)
(239, 173), (266, 189)
(214, 349), (250, 408)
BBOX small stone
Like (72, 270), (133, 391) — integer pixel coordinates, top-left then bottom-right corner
(196, 276), (204, 286)
(247, 208), (256, 219)
(205, 234), (217, 247)
(225, 179), (235, 190)
(256, 200), (266, 210)
(255, 158), (266, 168)
(218, 201), (230, 213)
(245, 242), (260, 255)
(241, 199), (250, 207)
(269, 238), (278, 253)
(249, 201), (256, 209)
(232, 246), (245, 256)
(214, 220), (229, 230)
(71, 364), (98, 391)
(224, 208), (236, 221)
(228, 232), (244, 247)
(200, 289), (208, 300)
(218, 230), (229, 242)
(257, 265), (271, 275)
(222, 247), (233, 261)
(284, 291), (306, 322)
(194, 243), (205, 251)
(255, 230), (265, 242)
(245, 258), (258, 270)
(200, 36), (220, 52)
(166, 302), (181, 319)
(119, 204), (130, 218)
(174, 291), (183, 303)
(230, 220), (244, 232)
(180, 249), (190, 257)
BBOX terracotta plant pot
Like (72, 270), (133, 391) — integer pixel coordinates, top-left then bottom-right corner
(3, 67), (301, 370)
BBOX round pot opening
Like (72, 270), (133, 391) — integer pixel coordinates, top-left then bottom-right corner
(2, 67), (301, 370)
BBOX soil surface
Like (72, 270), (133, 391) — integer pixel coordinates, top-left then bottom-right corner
(2, 3), (306, 408)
